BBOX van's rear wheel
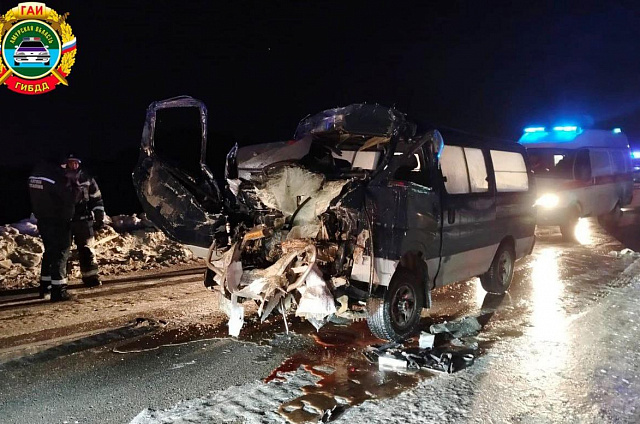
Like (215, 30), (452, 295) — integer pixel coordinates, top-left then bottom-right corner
(480, 242), (515, 294)
(366, 267), (424, 341)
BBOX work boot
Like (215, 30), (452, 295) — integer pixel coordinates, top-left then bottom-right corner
(51, 285), (75, 302)
(82, 276), (102, 288)
(38, 281), (51, 299)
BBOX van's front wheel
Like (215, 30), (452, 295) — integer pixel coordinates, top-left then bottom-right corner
(366, 268), (424, 341)
(480, 242), (515, 294)
(560, 207), (580, 242)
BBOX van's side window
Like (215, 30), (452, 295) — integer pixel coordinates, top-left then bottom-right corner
(490, 150), (529, 192)
(441, 146), (470, 193)
(575, 150), (591, 181)
(440, 145), (489, 194)
(610, 151), (627, 174)
(590, 150), (612, 177)
(465, 148), (489, 193)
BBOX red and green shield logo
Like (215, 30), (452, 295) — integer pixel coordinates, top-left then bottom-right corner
(2, 20), (61, 79)
(0, 3), (77, 95)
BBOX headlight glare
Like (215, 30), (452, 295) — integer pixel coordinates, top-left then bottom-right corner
(534, 193), (559, 208)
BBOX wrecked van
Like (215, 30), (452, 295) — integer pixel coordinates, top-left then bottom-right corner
(133, 97), (536, 341)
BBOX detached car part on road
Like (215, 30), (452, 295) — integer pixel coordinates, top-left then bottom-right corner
(133, 97), (536, 341)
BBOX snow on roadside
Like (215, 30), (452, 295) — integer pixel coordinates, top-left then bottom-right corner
(0, 214), (199, 291)
(131, 368), (321, 424)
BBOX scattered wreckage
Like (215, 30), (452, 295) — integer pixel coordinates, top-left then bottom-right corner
(133, 96), (535, 340)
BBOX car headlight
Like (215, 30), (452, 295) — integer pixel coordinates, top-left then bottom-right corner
(534, 193), (559, 208)
(39, 52), (48, 55)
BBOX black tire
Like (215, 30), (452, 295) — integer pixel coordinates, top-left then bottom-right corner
(480, 242), (515, 294)
(366, 267), (424, 341)
(14, 61), (19, 66)
(45, 60), (50, 66)
(560, 206), (580, 242)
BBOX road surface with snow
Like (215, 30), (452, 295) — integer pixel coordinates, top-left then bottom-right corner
(2, 210), (640, 424)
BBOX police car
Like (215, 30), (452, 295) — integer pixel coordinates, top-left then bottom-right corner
(13, 37), (50, 66)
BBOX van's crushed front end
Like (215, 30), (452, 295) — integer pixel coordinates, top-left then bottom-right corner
(133, 98), (415, 335)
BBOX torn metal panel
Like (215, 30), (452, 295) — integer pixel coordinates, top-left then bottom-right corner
(252, 166), (349, 227)
(350, 255), (398, 287)
(295, 265), (337, 323)
(133, 96), (226, 248)
(294, 103), (416, 141)
(133, 156), (225, 248)
(235, 137), (313, 181)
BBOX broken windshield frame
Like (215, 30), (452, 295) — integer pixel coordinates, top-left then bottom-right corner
(141, 96), (216, 185)
(371, 130), (441, 186)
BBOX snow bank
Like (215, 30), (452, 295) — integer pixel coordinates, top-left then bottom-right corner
(0, 214), (199, 291)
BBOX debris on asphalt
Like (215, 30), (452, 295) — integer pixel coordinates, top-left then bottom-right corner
(609, 248), (640, 258)
(378, 352), (411, 370)
(371, 342), (476, 374)
(419, 331), (435, 349)
(429, 316), (483, 338)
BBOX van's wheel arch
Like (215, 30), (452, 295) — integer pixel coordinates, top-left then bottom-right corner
(560, 203), (581, 242)
(480, 239), (515, 294)
(366, 266), (424, 341)
(598, 201), (622, 227)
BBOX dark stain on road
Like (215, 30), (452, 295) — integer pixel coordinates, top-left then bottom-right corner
(113, 315), (312, 353)
(267, 321), (423, 423)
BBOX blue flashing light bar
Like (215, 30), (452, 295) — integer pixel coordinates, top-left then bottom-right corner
(553, 126), (578, 132)
(631, 151), (640, 159)
(524, 127), (545, 133)
(613, 128), (622, 134)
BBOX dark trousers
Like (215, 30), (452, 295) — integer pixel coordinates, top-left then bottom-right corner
(38, 219), (72, 285)
(71, 220), (99, 280)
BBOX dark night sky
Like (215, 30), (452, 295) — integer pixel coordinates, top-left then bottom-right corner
(1, 0), (640, 220)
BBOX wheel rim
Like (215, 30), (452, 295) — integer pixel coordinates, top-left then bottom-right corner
(497, 250), (513, 287)
(390, 285), (416, 329)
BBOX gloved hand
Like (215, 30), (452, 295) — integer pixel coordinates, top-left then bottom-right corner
(93, 209), (105, 231)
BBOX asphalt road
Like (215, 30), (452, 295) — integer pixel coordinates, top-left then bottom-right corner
(2, 205), (640, 423)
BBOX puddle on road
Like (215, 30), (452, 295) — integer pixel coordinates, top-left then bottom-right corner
(113, 315), (308, 353)
(266, 321), (423, 423)
(112, 285), (520, 422)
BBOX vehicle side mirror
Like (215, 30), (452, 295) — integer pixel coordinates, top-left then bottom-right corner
(225, 143), (239, 180)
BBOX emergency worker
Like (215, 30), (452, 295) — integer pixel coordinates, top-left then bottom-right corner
(29, 159), (77, 301)
(64, 155), (105, 287)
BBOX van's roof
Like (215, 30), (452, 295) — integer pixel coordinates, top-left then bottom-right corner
(440, 129), (525, 153)
(519, 129), (629, 150)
